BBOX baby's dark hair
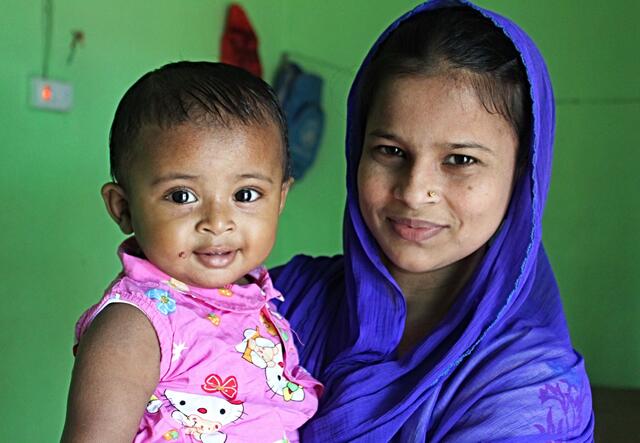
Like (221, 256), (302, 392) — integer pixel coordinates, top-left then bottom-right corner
(359, 6), (532, 173)
(109, 61), (290, 186)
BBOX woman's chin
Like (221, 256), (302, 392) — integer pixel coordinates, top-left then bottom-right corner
(381, 249), (446, 275)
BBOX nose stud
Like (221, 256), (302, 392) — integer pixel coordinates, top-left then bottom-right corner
(427, 191), (437, 198)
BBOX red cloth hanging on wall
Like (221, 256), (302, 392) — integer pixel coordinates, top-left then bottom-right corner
(220, 4), (262, 78)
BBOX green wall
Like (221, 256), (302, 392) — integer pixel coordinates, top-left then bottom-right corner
(1, 1), (637, 439)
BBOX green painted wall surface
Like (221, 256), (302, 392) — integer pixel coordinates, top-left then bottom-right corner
(1, 0), (637, 439)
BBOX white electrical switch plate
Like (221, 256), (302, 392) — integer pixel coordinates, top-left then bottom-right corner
(30, 77), (73, 111)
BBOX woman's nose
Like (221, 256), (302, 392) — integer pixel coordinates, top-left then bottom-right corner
(196, 202), (235, 235)
(393, 167), (441, 208)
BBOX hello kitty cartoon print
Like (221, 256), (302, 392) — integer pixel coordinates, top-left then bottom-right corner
(236, 325), (305, 402)
(165, 374), (244, 443)
(75, 242), (321, 442)
(237, 325), (280, 368)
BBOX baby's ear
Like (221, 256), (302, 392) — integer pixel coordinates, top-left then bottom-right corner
(279, 177), (294, 214)
(101, 182), (133, 234)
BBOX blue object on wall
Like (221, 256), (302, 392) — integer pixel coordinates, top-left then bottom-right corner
(273, 58), (325, 180)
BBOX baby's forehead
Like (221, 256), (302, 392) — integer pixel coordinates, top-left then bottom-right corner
(131, 121), (283, 157)
(139, 119), (282, 143)
(126, 121), (286, 175)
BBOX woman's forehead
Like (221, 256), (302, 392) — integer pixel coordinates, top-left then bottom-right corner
(365, 74), (517, 149)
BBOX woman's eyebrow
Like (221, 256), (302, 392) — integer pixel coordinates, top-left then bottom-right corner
(449, 142), (493, 152)
(367, 130), (400, 141)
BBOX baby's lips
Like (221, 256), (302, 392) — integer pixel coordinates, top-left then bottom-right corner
(194, 245), (236, 255)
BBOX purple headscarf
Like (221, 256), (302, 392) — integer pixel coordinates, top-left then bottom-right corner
(272, 1), (594, 441)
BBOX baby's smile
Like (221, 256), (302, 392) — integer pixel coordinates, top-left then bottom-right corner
(192, 247), (238, 269)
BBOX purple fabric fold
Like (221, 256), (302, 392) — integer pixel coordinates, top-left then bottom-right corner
(272, 1), (594, 441)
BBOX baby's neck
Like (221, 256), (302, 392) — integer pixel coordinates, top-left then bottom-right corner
(234, 275), (251, 286)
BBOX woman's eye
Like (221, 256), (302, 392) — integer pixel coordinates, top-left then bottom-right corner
(445, 154), (476, 166)
(379, 146), (405, 157)
(168, 190), (197, 204)
(234, 189), (261, 203)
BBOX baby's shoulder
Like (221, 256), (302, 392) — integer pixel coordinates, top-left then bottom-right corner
(107, 273), (176, 297)
(79, 273), (186, 334)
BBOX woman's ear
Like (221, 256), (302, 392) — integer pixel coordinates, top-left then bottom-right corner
(101, 182), (134, 234)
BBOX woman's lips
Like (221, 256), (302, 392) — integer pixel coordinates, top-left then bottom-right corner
(388, 217), (446, 242)
(193, 248), (237, 268)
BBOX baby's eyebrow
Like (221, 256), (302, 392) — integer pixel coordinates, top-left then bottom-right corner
(236, 173), (273, 184)
(150, 174), (198, 186)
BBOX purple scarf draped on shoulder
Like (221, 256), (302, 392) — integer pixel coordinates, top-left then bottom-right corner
(272, 1), (594, 441)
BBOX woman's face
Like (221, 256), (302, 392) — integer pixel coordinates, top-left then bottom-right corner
(357, 74), (518, 276)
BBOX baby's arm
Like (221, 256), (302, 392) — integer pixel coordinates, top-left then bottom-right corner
(61, 303), (160, 442)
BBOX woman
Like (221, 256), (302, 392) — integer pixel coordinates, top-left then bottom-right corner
(273, 1), (594, 441)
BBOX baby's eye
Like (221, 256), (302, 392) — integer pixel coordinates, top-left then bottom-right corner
(234, 188), (261, 203)
(378, 145), (405, 157)
(167, 189), (197, 204)
(444, 154), (477, 166)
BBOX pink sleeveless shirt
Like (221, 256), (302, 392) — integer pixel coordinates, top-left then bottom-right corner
(75, 241), (321, 443)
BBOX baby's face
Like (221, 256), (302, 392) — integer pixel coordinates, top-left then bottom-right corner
(122, 122), (289, 288)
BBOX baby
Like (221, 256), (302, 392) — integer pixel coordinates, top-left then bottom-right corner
(62, 61), (321, 443)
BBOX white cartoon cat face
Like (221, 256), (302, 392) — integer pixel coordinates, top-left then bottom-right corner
(235, 327), (279, 369)
(165, 389), (244, 427)
(264, 345), (305, 402)
(254, 339), (279, 365)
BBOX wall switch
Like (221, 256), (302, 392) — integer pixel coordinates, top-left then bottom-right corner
(30, 77), (73, 112)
